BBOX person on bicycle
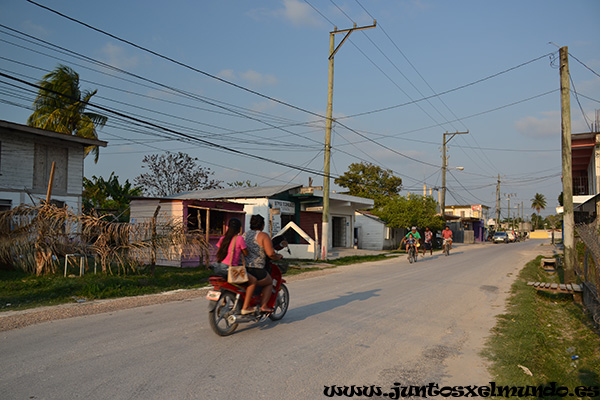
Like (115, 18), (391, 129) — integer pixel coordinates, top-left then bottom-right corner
(423, 227), (433, 256)
(404, 233), (417, 254)
(441, 225), (453, 250)
(400, 227), (421, 253)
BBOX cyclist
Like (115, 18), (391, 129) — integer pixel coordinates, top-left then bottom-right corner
(441, 225), (453, 251)
(404, 226), (421, 243)
(404, 233), (418, 257)
(400, 227), (421, 257)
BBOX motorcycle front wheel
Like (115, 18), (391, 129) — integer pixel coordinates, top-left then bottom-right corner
(269, 284), (289, 321)
(209, 291), (239, 336)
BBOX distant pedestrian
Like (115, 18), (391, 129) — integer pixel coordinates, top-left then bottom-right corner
(423, 227), (433, 256)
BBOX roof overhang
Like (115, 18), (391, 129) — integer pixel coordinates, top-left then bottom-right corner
(571, 132), (598, 174)
(0, 120), (108, 147)
(293, 189), (374, 209)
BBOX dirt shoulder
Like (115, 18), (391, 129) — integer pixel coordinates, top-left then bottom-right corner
(0, 267), (338, 332)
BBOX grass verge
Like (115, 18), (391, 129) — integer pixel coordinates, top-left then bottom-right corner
(1, 254), (393, 311)
(481, 255), (600, 398)
(0, 266), (212, 311)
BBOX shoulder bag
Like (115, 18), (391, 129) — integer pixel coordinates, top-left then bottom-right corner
(227, 236), (248, 284)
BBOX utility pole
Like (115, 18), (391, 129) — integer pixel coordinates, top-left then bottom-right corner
(506, 193), (516, 231)
(560, 46), (575, 281)
(321, 21), (376, 260)
(495, 174), (501, 228)
(441, 131), (468, 220)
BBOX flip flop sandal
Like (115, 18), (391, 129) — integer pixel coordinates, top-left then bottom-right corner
(241, 307), (257, 315)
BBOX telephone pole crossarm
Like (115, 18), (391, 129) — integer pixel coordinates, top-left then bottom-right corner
(329, 21), (377, 59)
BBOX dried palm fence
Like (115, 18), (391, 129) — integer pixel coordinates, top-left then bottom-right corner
(0, 204), (209, 276)
(575, 219), (600, 325)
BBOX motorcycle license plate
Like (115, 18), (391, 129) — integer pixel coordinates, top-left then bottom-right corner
(206, 290), (221, 301)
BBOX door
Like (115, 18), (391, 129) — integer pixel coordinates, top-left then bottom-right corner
(332, 216), (346, 247)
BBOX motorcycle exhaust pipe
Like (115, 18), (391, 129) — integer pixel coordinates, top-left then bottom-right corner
(228, 314), (255, 324)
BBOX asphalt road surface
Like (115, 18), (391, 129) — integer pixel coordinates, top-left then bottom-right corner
(1, 239), (555, 399)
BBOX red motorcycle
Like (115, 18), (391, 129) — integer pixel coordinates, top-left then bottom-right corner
(206, 261), (290, 336)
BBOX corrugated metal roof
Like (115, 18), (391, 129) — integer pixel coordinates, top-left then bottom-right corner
(166, 184), (302, 200)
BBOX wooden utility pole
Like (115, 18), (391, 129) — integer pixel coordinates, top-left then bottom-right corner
(560, 46), (575, 282)
(441, 131), (468, 219)
(45, 161), (56, 203)
(495, 174), (501, 228)
(322, 21), (376, 260)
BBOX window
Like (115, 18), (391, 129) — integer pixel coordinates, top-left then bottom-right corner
(186, 207), (225, 236)
(0, 199), (11, 211)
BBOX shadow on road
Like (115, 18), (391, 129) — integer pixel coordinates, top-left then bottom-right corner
(255, 288), (381, 331)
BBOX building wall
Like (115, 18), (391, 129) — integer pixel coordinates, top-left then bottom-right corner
(354, 213), (384, 250)
(0, 130), (86, 211)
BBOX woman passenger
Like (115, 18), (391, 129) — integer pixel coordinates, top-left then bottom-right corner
(215, 218), (257, 315)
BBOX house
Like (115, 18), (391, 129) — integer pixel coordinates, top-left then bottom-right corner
(572, 131), (599, 223)
(130, 185), (374, 262)
(444, 204), (490, 243)
(354, 210), (402, 250)
(0, 120), (107, 213)
(129, 197), (245, 267)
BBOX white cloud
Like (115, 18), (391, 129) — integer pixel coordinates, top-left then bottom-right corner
(250, 100), (278, 113)
(22, 20), (50, 37)
(217, 69), (278, 87)
(100, 43), (138, 69)
(240, 70), (278, 86)
(217, 69), (236, 80)
(516, 110), (594, 138)
(249, 0), (323, 27)
(515, 111), (560, 138)
(278, 0), (322, 27)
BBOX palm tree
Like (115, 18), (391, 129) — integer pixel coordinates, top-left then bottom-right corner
(530, 193), (547, 215)
(27, 65), (107, 162)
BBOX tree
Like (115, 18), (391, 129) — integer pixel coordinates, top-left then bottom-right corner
(134, 152), (223, 197)
(334, 162), (402, 205)
(545, 214), (562, 230)
(227, 180), (257, 188)
(27, 65), (107, 162)
(83, 173), (143, 222)
(530, 193), (547, 215)
(375, 195), (444, 232)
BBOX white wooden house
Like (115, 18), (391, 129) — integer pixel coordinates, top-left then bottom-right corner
(0, 120), (107, 213)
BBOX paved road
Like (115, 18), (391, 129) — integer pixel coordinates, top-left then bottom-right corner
(0, 239), (555, 399)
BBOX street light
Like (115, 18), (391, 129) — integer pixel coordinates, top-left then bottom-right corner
(439, 166), (465, 215)
(441, 131), (468, 220)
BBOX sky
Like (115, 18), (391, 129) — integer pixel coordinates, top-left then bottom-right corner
(1, 0), (599, 218)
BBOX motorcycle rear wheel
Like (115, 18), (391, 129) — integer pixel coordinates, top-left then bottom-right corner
(209, 291), (239, 336)
(269, 284), (289, 321)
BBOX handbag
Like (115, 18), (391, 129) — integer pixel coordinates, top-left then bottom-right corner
(227, 236), (248, 284)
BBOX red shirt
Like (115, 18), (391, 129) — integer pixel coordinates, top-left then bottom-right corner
(442, 229), (453, 239)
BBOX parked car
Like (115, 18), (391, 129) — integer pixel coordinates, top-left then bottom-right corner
(492, 232), (509, 243)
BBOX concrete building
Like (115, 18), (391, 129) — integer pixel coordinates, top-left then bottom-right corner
(572, 131), (600, 223)
(444, 204), (490, 242)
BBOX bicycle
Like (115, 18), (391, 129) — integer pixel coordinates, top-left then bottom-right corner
(407, 244), (418, 263)
(443, 239), (451, 256)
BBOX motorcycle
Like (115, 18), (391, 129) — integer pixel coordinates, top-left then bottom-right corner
(206, 260), (290, 336)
